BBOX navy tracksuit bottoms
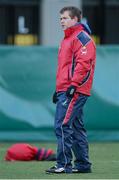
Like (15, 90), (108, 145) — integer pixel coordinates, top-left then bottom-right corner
(54, 92), (91, 172)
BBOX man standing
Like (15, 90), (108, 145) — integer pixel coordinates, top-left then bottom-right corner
(46, 6), (96, 174)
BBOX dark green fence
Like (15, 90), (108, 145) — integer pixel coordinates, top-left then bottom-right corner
(0, 46), (119, 141)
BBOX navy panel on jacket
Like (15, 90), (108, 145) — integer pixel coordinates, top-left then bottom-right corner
(77, 32), (91, 46)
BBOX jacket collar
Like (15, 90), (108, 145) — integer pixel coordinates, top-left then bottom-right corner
(64, 23), (83, 38)
(64, 23), (91, 38)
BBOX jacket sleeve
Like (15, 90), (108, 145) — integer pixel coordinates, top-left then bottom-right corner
(71, 33), (95, 87)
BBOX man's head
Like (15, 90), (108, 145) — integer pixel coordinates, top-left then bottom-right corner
(60, 6), (82, 30)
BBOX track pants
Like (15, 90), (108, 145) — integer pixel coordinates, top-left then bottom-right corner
(54, 92), (91, 172)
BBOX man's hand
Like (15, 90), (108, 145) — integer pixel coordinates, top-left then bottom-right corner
(52, 91), (58, 104)
(66, 85), (76, 98)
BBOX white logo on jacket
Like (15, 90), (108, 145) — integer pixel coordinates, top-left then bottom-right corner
(80, 46), (87, 55)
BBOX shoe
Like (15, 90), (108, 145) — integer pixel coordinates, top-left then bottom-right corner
(72, 167), (92, 173)
(46, 166), (65, 174)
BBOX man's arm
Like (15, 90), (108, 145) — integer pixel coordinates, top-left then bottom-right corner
(71, 32), (95, 87)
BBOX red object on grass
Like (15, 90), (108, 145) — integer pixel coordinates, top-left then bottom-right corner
(5, 143), (56, 161)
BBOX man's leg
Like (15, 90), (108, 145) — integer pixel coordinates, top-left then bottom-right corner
(54, 92), (75, 173)
(72, 94), (91, 172)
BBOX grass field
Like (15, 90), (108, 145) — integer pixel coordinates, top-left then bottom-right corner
(0, 142), (119, 179)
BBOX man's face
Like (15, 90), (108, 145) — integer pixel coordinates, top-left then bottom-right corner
(60, 11), (78, 30)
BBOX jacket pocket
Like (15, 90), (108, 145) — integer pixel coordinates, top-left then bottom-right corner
(79, 70), (91, 86)
(68, 67), (70, 81)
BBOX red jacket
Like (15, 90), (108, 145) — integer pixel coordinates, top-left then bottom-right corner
(56, 23), (96, 96)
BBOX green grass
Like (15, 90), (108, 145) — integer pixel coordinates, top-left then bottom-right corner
(0, 142), (119, 179)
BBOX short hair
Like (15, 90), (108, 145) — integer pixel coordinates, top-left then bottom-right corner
(60, 6), (82, 22)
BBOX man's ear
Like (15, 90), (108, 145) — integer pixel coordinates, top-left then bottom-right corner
(73, 16), (78, 22)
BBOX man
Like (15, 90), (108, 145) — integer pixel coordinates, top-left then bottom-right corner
(46, 6), (96, 174)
